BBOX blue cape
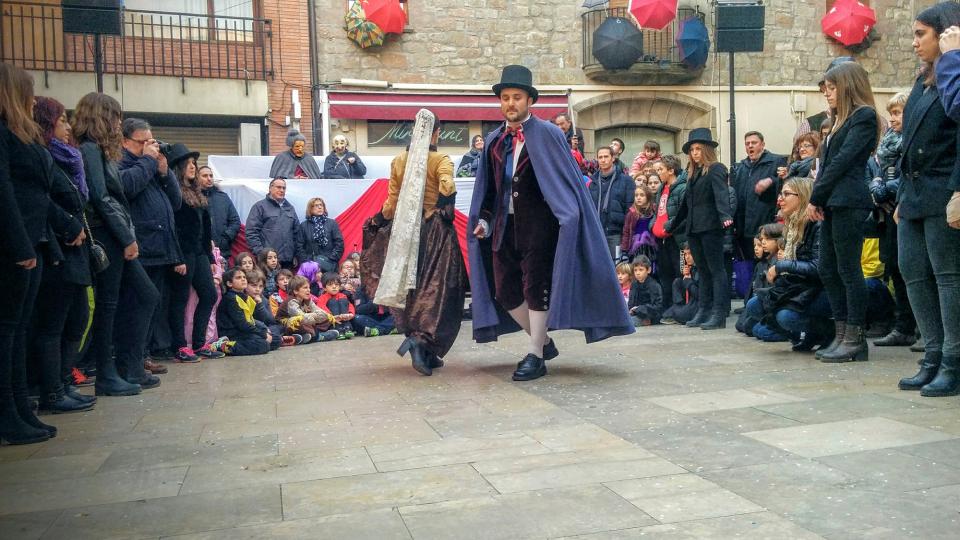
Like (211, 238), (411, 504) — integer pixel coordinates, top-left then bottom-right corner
(467, 115), (634, 343)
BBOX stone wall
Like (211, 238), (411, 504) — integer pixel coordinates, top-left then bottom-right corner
(317, 0), (940, 89)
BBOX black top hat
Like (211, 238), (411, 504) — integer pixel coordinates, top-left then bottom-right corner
(165, 143), (200, 169)
(818, 56), (856, 86)
(492, 65), (539, 103)
(682, 127), (719, 154)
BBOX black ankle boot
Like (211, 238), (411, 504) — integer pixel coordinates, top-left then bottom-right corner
(700, 310), (727, 330)
(40, 391), (95, 414)
(820, 325), (868, 363)
(94, 354), (141, 397)
(398, 337), (431, 376)
(921, 356), (960, 397)
(874, 329), (917, 347)
(65, 385), (96, 404)
(14, 397), (57, 437)
(815, 321), (846, 359)
(0, 397), (49, 445)
(900, 352), (942, 391)
(686, 308), (709, 328)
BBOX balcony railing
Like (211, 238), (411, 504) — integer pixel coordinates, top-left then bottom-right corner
(581, 6), (704, 84)
(0, 1), (273, 80)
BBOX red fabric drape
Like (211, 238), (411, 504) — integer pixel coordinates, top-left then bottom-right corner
(229, 179), (470, 274)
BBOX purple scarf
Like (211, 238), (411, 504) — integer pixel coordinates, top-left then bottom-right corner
(49, 138), (88, 201)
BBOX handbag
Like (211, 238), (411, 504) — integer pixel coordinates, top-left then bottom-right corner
(79, 204), (110, 274)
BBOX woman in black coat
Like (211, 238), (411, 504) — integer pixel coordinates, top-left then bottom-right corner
(668, 128), (733, 330)
(0, 64), (65, 444)
(807, 62), (880, 363)
(296, 197), (345, 273)
(30, 96), (97, 413)
(74, 92), (159, 396)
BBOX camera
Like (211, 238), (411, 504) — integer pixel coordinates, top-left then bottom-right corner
(156, 140), (174, 155)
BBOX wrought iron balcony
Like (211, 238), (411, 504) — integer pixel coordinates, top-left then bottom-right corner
(581, 6), (705, 85)
(0, 1), (273, 80)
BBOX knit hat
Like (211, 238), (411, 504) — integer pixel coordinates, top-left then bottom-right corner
(286, 129), (306, 148)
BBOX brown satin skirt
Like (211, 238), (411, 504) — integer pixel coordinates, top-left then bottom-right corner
(361, 212), (467, 358)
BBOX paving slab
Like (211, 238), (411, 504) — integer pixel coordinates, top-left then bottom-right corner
(158, 508), (411, 540)
(557, 511), (824, 539)
(605, 474), (765, 523)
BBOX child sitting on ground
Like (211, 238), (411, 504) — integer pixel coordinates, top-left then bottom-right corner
(628, 256), (663, 326)
(737, 234), (771, 335)
(215, 268), (271, 356)
(258, 248), (282, 297)
(278, 275), (339, 343)
(316, 272), (356, 339)
(749, 223), (791, 342)
(245, 269), (288, 349)
(661, 244), (700, 324)
(270, 269), (293, 313)
(296, 261), (322, 297)
(616, 261), (634, 304)
(339, 259), (361, 302)
(352, 283), (395, 337)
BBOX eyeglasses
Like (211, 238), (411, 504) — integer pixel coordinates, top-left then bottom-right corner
(778, 191), (799, 199)
(798, 143), (816, 150)
(128, 138), (150, 145)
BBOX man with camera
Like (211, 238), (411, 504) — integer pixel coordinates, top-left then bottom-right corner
(118, 118), (184, 373)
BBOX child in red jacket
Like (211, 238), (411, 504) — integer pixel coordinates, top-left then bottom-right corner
(316, 272), (356, 339)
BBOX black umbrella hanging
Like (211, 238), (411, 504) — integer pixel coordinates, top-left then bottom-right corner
(592, 17), (643, 70)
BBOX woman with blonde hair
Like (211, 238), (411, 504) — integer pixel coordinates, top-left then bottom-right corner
(295, 196), (345, 273)
(807, 61), (881, 363)
(667, 128), (733, 330)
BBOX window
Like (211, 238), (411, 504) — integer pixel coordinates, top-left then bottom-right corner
(123, 0), (256, 41)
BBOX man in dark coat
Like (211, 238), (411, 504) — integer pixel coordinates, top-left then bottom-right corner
(731, 131), (786, 261)
(553, 112), (584, 154)
(469, 65), (633, 382)
(198, 165), (240, 256)
(118, 118), (183, 358)
(245, 177), (300, 268)
(588, 146), (635, 258)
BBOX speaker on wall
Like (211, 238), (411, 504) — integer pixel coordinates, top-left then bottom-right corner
(715, 3), (765, 53)
(61, 0), (123, 35)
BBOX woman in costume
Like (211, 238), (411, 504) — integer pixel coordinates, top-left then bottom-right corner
(362, 111), (467, 376)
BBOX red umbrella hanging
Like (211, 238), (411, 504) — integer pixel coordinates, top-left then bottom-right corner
(628, 0), (678, 31)
(362, 0), (407, 35)
(821, 0), (876, 47)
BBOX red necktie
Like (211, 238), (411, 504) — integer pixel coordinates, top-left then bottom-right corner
(504, 125), (524, 144)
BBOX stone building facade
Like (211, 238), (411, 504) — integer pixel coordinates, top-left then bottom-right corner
(314, 0), (939, 163)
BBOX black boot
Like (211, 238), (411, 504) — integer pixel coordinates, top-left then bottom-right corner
(119, 352), (160, 389)
(512, 354), (546, 381)
(921, 356), (960, 397)
(64, 384), (96, 404)
(815, 321), (846, 360)
(899, 351), (942, 391)
(398, 337), (431, 376)
(94, 353), (141, 397)
(820, 325), (868, 363)
(874, 329), (917, 347)
(0, 397), (48, 445)
(14, 397), (57, 437)
(685, 307), (710, 328)
(39, 390), (94, 414)
(699, 310), (727, 330)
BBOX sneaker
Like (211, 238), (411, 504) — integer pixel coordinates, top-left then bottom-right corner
(281, 335), (296, 347)
(661, 318), (678, 325)
(174, 347), (200, 363)
(363, 327), (380, 337)
(150, 349), (175, 361)
(207, 337), (230, 352)
(389, 328), (399, 335)
(344, 331), (355, 339)
(220, 340), (236, 355)
(196, 345), (225, 359)
(71, 367), (94, 387)
(299, 333), (313, 344)
(318, 330), (339, 342)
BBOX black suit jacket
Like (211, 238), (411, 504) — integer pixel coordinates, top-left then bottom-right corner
(810, 106), (878, 209)
(898, 77), (959, 219)
(669, 162), (732, 236)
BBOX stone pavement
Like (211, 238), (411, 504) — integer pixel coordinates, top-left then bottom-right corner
(2, 320), (960, 539)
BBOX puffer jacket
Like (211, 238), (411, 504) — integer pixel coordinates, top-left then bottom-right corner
(245, 195), (300, 263)
(650, 173), (688, 244)
(118, 149), (183, 266)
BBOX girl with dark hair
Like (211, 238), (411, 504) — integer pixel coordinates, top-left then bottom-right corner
(806, 62), (881, 363)
(167, 145), (222, 362)
(74, 92), (157, 396)
(30, 96), (97, 413)
(895, 2), (960, 396)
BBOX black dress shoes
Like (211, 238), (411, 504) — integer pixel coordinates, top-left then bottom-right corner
(512, 354), (546, 381)
(543, 339), (559, 361)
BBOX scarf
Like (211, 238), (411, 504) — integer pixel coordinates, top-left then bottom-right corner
(49, 138), (88, 201)
(308, 214), (329, 249)
(875, 128), (902, 171)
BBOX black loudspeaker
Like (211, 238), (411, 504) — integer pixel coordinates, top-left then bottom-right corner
(716, 4), (765, 53)
(62, 0), (123, 35)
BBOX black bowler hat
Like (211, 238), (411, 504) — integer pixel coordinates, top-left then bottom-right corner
(682, 127), (719, 154)
(818, 56), (856, 87)
(492, 65), (539, 103)
(165, 143), (200, 169)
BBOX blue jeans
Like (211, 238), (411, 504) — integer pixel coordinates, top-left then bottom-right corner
(745, 296), (788, 342)
(773, 290), (832, 340)
(898, 216), (960, 357)
(354, 314), (395, 334)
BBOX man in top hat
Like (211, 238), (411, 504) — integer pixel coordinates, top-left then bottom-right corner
(467, 65), (634, 382)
